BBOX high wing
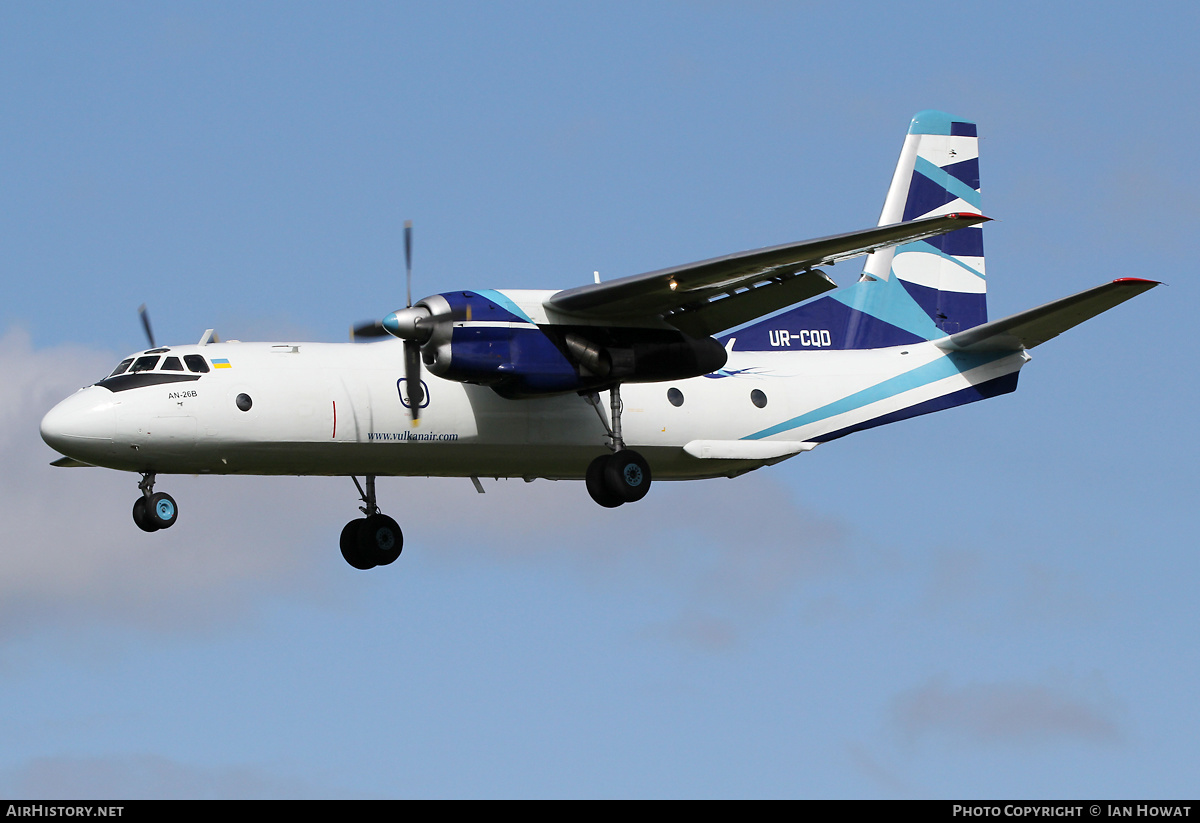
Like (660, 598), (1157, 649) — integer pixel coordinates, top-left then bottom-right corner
(546, 212), (990, 336)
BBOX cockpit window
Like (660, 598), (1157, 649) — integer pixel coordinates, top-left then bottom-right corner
(96, 352), (204, 392)
(130, 355), (160, 373)
(108, 358), (134, 378)
(184, 355), (210, 373)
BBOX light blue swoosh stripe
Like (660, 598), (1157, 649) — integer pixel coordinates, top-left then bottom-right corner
(831, 275), (944, 341)
(742, 351), (1008, 440)
(896, 240), (987, 280)
(476, 289), (535, 323)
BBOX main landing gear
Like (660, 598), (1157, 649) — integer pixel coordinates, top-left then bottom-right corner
(340, 475), (403, 570)
(131, 472), (178, 532)
(583, 385), (652, 508)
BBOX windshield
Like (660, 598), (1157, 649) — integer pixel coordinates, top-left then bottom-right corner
(97, 351), (212, 390)
(129, 355), (161, 373)
(107, 358), (134, 378)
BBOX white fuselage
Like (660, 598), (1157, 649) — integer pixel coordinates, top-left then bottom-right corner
(40, 337), (1028, 481)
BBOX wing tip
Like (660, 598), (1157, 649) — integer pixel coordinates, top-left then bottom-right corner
(945, 212), (992, 224)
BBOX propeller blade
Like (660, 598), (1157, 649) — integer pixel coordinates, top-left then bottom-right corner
(138, 304), (156, 349)
(404, 220), (413, 308)
(404, 339), (424, 424)
(350, 320), (390, 342)
(390, 220), (424, 423)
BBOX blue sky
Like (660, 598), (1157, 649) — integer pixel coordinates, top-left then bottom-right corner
(2, 1), (1197, 798)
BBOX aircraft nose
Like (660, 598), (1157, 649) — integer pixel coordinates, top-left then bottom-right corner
(40, 386), (117, 461)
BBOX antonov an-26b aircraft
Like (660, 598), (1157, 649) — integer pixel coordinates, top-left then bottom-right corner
(41, 112), (1158, 570)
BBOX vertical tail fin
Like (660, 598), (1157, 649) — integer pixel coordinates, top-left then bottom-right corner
(863, 110), (987, 336)
(729, 111), (988, 351)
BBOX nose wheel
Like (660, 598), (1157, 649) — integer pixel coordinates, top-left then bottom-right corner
(341, 476), (404, 570)
(131, 473), (178, 532)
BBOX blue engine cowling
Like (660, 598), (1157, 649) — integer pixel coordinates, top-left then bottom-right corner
(419, 291), (727, 398)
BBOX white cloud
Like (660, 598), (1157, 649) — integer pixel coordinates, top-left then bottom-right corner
(892, 677), (1123, 746)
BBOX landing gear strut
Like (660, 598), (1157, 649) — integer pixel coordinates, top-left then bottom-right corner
(340, 475), (403, 570)
(583, 385), (652, 508)
(131, 472), (178, 532)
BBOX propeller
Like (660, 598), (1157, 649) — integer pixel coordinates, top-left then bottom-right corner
(398, 221), (425, 423)
(349, 221), (454, 424)
(138, 304), (156, 349)
(350, 221), (418, 344)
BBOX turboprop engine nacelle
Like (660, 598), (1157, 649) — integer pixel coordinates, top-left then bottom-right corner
(408, 292), (728, 398)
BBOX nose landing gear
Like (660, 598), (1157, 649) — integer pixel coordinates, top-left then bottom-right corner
(131, 472), (178, 532)
(340, 475), (403, 570)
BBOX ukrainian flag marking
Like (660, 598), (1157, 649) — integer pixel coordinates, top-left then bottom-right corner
(212, 358), (232, 369)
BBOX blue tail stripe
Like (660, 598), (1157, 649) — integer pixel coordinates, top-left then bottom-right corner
(942, 157), (980, 189)
(912, 156), (982, 209)
(899, 280), (988, 332)
(902, 171), (960, 221)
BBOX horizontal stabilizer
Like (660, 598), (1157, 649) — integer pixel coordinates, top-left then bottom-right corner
(936, 278), (1160, 352)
